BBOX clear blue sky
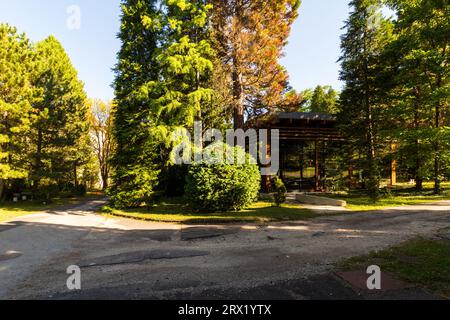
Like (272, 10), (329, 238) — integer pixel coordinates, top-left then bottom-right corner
(0, 0), (353, 101)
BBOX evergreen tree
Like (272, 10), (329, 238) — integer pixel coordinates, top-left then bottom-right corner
(309, 85), (340, 114)
(30, 36), (89, 193)
(111, 0), (217, 207)
(111, 0), (162, 208)
(385, 0), (450, 194)
(0, 24), (36, 198)
(338, 0), (394, 199)
(211, 0), (300, 129)
(155, 0), (216, 129)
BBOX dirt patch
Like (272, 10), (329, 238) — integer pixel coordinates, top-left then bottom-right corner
(0, 251), (22, 261)
(181, 227), (239, 241)
(78, 249), (210, 268)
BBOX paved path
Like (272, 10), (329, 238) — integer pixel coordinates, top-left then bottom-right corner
(0, 199), (449, 300)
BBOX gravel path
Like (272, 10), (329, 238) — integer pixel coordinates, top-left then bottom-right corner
(0, 199), (449, 299)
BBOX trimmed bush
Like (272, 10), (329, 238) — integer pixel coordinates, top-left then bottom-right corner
(272, 177), (287, 206)
(185, 145), (261, 212)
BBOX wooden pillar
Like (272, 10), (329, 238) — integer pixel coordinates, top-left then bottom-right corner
(261, 129), (273, 192)
(315, 141), (319, 192)
(322, 142), (327, 191)
(300, 145), (304, 180)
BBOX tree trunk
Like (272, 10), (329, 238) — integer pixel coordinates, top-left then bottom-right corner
(434, 77), (442, 195)
(415, 143), (423, 192)
(232, 2), (244, 130)
(413, 90), (423, 192)
(74, 163), (78, 187)
(232, 67), (244, 130)
(0, 179), (4, 200)
(101, 166), (108, 190)
(365, 72), (379, 198)
(33, 128), (43, 190)
(362, 27), (379, 200)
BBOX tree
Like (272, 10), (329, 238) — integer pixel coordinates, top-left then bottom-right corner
(30, 36), (89, 193)
(88, 99), (114, 190)
(154, 0), (216, 129)
(0, 24), (36, 198)
(338, 0), (394, 199)
(111, 0), (162, 208)
(211, 0), (300, 129)
(111, 0), (218, 207)
(309, 85), (340, 114)
(385, 0), (449, 194)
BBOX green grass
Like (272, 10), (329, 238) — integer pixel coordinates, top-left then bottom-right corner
(0, 192), (104, 223)
(337, 237), (450, 298)
(104, 198), (317, 224)
(327, 182), (450, 211)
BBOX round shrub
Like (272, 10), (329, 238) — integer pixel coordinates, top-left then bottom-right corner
(185, 145), (261, 212)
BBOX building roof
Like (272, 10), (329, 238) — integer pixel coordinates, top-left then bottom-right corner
(277, 112), (337, 122)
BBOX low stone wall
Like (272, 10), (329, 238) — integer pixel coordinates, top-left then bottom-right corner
(295, 194), (347, 207)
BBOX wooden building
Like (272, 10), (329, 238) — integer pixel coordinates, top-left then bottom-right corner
(250, 112), (345, 192)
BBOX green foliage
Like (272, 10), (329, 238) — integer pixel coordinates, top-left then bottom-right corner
(272, 177), (287, 207)
(0, 24), (36, 192)
(383, 0), (450, 193)
(338, 0), (394, 200)
(31, 36), (90, 190)
(110, 0), (162, 208)
(0, 24), (92, 200)
(309, 85), (340, 114)
(185, 145), (261, 212)
(110, 0), (219, 207)
(108, 164), (160, 209)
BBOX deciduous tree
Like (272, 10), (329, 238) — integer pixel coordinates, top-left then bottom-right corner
(88, 99), (114, 190)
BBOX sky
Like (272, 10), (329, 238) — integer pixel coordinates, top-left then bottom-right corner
(0, 0), (353, 101)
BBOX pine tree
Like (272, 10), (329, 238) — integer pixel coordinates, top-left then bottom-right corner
(211, 0), (300, 129)
(385, 0), (450, 194)
(111, 0), (218, 207)
(0, 24), (36, 198)
(155, 0), (216, 129)
(111, 0), (162, 208)
(309, 85), (340, 114)
(30, 36), (89, 193)
(338, 0), (394, 199)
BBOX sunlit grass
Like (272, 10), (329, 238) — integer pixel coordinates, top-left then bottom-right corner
(328, 182), (450, 211)
(104, 199), (317, 224)
(337, 237), (450, 298)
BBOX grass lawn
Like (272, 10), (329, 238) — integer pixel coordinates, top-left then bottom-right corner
(103, 198), (318, 224)
(0, 192), (104, 223)
(337, 237), (450, 298)
(327, 182), (450, 211)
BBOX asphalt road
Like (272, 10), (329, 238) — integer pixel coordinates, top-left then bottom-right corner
(0, 199), (449, 300)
